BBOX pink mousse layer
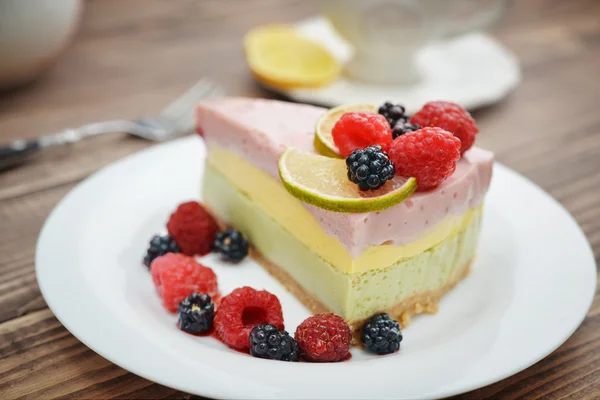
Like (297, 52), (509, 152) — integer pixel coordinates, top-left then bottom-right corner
(197, 97), (493, 258)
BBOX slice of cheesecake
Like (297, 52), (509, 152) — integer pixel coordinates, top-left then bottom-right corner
(197, 98), (493, 333)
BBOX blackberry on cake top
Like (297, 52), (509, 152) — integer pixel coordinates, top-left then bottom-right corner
(391, 121), (421, 139)
(378, 101), (408, 128)
(346, 145), (395, 191)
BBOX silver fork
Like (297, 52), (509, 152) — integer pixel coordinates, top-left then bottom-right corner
(0, 79), (224, 170)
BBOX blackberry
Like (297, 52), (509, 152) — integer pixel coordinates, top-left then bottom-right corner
(378, 101), (408, 128)
(361, 313), (403, 354)
(392, 121), (421, 139)
(143, 234), (180, 268)
(178, 293), (215, 334)
(249, 323), (299, 362)
(213, 229), (248, 262)
(346, 145), (395, 191)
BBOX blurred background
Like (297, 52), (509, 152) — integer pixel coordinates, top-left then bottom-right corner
(0, 0), (596, 145)
(2, 0), (599, 187)
(1, 0), (598, 155)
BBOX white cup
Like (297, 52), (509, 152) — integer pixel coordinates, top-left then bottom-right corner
(0, 0), (83, 90)
(319, 0), (509, 85)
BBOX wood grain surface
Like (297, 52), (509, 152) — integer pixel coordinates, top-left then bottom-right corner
(1, 0), (599, 398)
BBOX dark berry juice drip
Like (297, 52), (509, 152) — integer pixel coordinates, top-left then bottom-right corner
(298, 352), (352, 362)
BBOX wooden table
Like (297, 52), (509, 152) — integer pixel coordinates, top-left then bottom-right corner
(1, 0), (599, 398)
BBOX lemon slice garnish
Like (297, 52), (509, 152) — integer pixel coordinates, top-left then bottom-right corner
(244, 25), (341, 89)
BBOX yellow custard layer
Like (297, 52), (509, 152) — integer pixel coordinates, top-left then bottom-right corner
(206, 147), (481, 274)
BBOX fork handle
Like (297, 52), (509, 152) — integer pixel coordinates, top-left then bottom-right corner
(0, 120), (136, 171)
(0, 128), (83, 170)
(0, 138), (42, 169)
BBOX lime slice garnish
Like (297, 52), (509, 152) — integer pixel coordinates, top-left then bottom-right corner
(314, 103), (378, 157)
(279, 147), (416, 213)
(313, 135), (341, 159)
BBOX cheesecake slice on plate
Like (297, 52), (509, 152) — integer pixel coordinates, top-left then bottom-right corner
(197, 97), (493, 334)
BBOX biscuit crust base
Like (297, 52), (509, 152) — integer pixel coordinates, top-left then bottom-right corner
(250, 246), (472, 344)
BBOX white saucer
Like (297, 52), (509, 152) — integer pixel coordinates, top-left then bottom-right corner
(36, 137), (596, 399)
(266, 17), (521, 112)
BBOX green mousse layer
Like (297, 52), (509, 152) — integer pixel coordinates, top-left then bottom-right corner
(203, 166), (481, 322)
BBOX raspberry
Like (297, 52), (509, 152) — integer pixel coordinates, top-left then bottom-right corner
(214, 287), (284, 350)
(294, 314), (351, 362)
(388, 127), (461, 191)
(151, 253), (219, 313)
(332, 112), (393, 157)
(167, 201), (218, 256)
(410, 101), (478, 155)
(346, 145), (395, 191)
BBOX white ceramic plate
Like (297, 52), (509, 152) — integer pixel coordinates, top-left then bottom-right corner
(37, 136), (596, 400)
(263, 17), (521, 113)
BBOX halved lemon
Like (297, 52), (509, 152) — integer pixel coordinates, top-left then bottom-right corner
(314, 103), (378, 157)
(279, 147), (416, 213)
(244, 25), (341, 89)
